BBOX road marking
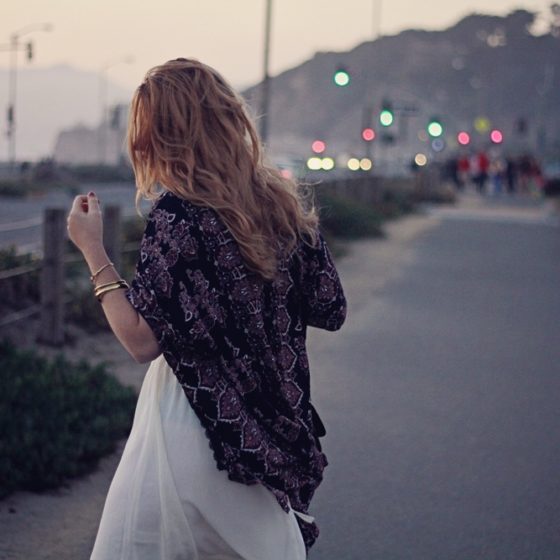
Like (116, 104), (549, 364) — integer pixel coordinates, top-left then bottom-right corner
(0, 216), (42, 232)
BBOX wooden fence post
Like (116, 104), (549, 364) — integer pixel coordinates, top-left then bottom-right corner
(104, 205), (122, 273)
(38, 208), (66, 346)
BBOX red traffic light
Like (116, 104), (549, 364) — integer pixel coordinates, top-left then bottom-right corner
(362, 128), (376, 142)
(311, 140), (326, 154)
(490, 129), (503, 144)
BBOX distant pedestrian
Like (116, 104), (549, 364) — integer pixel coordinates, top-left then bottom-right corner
(457, 154), (470, 190)
(473, 150), (490, 194)
(505, 157), (517, 194)
(490, 157), (505, 196)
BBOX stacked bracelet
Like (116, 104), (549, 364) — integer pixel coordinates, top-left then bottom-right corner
(94, 279), (130, 302)
(90, 261), (115, 284)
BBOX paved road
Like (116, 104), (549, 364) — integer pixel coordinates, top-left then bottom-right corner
(0, 182), (145, 254)
(308, 194), (560, 559)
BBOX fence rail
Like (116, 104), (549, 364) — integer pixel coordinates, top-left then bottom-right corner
(0, 204), (133, 345)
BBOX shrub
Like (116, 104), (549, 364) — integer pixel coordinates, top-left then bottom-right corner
(315, 190), (385, 239)
(0, 247), (41, 313)
(0, 339), (137, 499)
(378, 189), (417, 218)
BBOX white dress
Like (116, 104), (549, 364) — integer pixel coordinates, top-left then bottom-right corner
(90, 354), (309, 560)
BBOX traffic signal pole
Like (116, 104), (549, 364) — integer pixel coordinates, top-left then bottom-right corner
(2, 23), (52, 169)
(7, 33), (19, 169)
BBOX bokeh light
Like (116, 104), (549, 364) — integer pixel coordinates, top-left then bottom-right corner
(490, 129), (503, 144)
(333, 70), (350, 87)
(362, 128), (375, 141)
(311, 140), (326, 154)
(414, 153), (428, 166)
(359, 158), (372, 171)
(457, 131), (471, 146)
(321, 157), (335, 171)
(427, 121), (443, 138)
(347, 158), (360, 171)
(431, 138), (445, 152)
(474, 116), (491, 133)
(379, 110), (394, 127)
(306, 157), (322, 171)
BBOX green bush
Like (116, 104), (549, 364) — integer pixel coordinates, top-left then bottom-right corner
(0, 339), (137, 499)
(315, 191), (385, 239)
(378, 189), (417, 218)
(0, 247), (41, 312)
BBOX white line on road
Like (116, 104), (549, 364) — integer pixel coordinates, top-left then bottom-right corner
(0, 216), (42, 232)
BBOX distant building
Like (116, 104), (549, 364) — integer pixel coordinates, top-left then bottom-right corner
(53, 103), (129, 165)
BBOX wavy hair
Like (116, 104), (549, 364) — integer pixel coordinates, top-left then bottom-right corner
(126, 57), (320, 281)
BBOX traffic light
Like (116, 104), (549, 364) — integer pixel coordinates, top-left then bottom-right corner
(457, 131), (470, 146)
(427, 117), (443, 138)
(26, 41), (33, 61)
(490, 129), (503, 144)
(361, 127), (375, 141)
(333, 67), (350, 87)
(311, 140), (326, 154)
(379, 99), (394, 127)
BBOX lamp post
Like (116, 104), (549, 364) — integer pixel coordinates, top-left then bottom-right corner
(259, 0), (273, 146)
(5, 22), (52, 169)
(98, 55), (134, 165)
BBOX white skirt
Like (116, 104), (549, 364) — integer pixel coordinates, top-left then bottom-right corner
(90, 354), (308, 560)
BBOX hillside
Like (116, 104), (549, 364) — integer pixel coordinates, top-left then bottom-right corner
(243, 10), (560, 160)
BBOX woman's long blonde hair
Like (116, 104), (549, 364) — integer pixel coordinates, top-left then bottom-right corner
(126, 57), (319, 281)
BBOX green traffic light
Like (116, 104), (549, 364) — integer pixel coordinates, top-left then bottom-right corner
(333, 70), (350, 87)
(427, 120), (443, 138)
(380, 110), (394, 127)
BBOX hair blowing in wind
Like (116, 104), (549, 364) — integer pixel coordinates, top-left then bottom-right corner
(126, 57), (320, 281)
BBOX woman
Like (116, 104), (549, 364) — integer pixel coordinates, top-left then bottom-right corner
(67, 58), (347, 559)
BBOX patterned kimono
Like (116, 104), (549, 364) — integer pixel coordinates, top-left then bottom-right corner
(124, 190), (347, 553)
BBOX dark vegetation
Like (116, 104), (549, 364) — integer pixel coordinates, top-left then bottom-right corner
(0, 339), (137, 499)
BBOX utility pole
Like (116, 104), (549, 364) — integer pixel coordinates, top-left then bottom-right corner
(373, 0), (382, 40)
(4, 23), (52, 169)
(259, 0), (273, 146)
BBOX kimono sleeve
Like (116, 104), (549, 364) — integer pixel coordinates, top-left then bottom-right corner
(300, 229), (347, 331)
(124, 201), (217, 358)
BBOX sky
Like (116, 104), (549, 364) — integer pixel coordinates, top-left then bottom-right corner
(0, 0), (554, 96)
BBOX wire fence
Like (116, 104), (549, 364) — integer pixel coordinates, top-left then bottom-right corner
(0, 205), (140, 342)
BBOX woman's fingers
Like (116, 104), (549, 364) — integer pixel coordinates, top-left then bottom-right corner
(86, 191), (101, 214)
(71, 194), (88, 214)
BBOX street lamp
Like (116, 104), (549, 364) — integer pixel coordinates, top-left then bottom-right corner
(5, 22), (53, 168)
(98, 55), (134, 164)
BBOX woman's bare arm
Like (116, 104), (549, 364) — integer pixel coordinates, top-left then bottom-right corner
(83, 243), (161, 364)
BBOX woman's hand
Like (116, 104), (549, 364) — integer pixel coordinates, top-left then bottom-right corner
(67, 191), (104, 256)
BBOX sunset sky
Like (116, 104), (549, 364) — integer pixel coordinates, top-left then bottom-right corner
(1, 0), (553, 93)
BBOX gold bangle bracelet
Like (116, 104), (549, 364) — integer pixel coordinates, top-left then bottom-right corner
(96, 283), (129, 303)
(94, 279), (129, 297)
(94, 279), (129, 292)
(90, 262), (114, 284)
